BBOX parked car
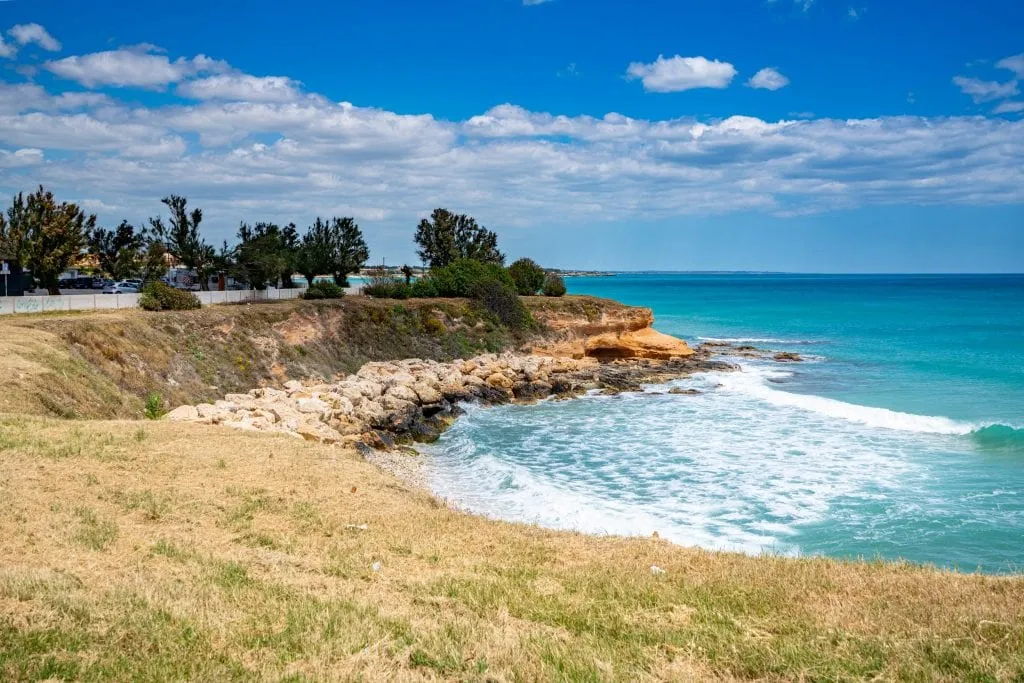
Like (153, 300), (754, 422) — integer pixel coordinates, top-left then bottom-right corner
(102, 281), (139, 294)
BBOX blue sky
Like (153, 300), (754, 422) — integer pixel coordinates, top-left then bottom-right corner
(0, 0), (1022, 272)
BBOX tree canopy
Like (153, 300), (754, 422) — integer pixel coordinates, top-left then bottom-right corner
(0, 186), (96, 294)
(414, 208), (504, 269)
(149, 195), (215, 290)
(88, 220), (145, 282)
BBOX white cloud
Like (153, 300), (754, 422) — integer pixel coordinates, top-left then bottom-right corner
(0, 43), (1022, 250)
(8, 23), (61, 51)
(748, 67), (790, 91)
(177, 74), (303, 102)
(952, 76), (1019, 103)
(0, 35), (15, 59)
(626, 55), (737, 93)
(0, 148), (44, 168)
(45, 48), (228, 89)
(993, 101), (1024, 114)
(997, 53), (1024, 78)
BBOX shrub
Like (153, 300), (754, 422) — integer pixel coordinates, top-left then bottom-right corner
(139, 281), (201, 311)
(363, 275), (411, 299)
(507, 258), (547, 295)
(428, 259), (515, 298)
(144, 392), (165, 420)
(542, 273), (567, 297)
(470, 278), (534, 330)
(409, 277), (438, 298)
(301, 282), (346, 300)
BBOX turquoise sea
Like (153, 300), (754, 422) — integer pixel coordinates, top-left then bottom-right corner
(422, 274), (1024, 573)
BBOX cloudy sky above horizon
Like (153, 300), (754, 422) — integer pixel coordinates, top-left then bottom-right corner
(0, 0), (1022, 272)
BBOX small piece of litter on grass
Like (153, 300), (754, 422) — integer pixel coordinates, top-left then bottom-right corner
(371, 561), (381, 572)
(345, 524), (369, 531)
(650, 565), (667, 575)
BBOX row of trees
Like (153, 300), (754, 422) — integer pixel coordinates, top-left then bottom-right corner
(0, 185), (563, 306)
(0, 187), (371, 294)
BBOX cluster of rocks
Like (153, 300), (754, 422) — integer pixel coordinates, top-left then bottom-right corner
(168, 353), (593, 448)
(167, 351), (739, 450)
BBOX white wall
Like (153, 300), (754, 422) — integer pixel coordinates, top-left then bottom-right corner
(0, 286), (309, 317)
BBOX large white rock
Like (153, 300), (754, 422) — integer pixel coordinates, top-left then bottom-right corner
(165, 405), (199, 421)
(411, 382), (443, 405)
(386, 384), (419, 404)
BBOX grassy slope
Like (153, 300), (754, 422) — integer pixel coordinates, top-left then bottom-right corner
(1, 299), (1023, 680)
(1, 418), (1022, 681)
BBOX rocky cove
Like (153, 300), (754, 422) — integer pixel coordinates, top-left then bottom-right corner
(166, 346), (739, 471)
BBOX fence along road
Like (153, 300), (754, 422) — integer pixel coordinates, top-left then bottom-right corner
(0, 286), (317, 316)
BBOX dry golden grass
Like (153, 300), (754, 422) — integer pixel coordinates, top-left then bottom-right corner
(1, 416), (1023, 681)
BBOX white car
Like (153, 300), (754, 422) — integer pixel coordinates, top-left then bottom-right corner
(102, 281), (139, 294)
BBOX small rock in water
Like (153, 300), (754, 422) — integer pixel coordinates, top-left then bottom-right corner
(668, 388), (701, 395)
(650, 565), (667, 576)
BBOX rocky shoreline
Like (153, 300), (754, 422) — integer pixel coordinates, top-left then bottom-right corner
(166, 334), (802, 489)
(168, 348), (734, 462)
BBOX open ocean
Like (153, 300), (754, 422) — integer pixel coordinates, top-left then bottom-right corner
(421, 274), (1024, 572)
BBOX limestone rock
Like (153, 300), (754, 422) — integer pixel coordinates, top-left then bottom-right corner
(486, 373), (514, 390)
(166, 405), (199, 421)
(386, 384), (420, 404)
(411, 382), (442, 405)
(584, 328), (694, 361)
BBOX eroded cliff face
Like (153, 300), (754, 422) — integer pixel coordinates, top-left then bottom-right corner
(525, 298), (693, 360)
(0, 295), (692, 419)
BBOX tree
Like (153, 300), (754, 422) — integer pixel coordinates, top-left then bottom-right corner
(88, 220), (145, 281)
(295, 217), (335, 286)
(148, 195), (215, 290)
(0, 186), (95, 294)
(414, 208), (504, 269)
(279, 223), (300, 288)
(507, 258), (547, 295)
(330, 217), (369, 287)
(235, 222), (290, 290)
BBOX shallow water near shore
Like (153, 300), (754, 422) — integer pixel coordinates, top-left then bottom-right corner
(423, 274), (1024, 572)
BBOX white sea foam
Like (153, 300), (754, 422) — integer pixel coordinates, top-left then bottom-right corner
(697, 336), (824, 345)
(422, 380), (928, 555)
(716, 365), (977, 435)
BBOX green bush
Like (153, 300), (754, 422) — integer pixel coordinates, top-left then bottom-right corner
(139, 281), (201, 311)
(144, 392), (165, 420)
(542, 273), (567, 297)
(301, 282), (346, 300)
(409, 277), (438, 298)
(507, 258), (547, 295)
(427, 259), (515, 298)
(469, 278), (534, 330)
(363, 275), (411, 299)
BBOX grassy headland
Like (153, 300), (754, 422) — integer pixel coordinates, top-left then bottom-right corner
(1, 298), (1022, 681)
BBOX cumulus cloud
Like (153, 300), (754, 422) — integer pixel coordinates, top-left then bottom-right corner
(177, 74), (303, 102)
(626, 55), (737, 93)
(0, 148), (44, 168)
(993, 101), (1024, 114)
(748, 67), (790, 91)
(8, 23), (61, 51)
(0, 43), (1021, 247)
(0, 35), (15, 59)
(997, 53), (1024, 78)
(952, 76), (1019, 103)
(45, 48), (228, 89)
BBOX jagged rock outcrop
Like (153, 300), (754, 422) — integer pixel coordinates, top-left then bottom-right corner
(528, 301), (693, 360)
(584, 327), (694, 360)
(166, 349), (736, 449)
